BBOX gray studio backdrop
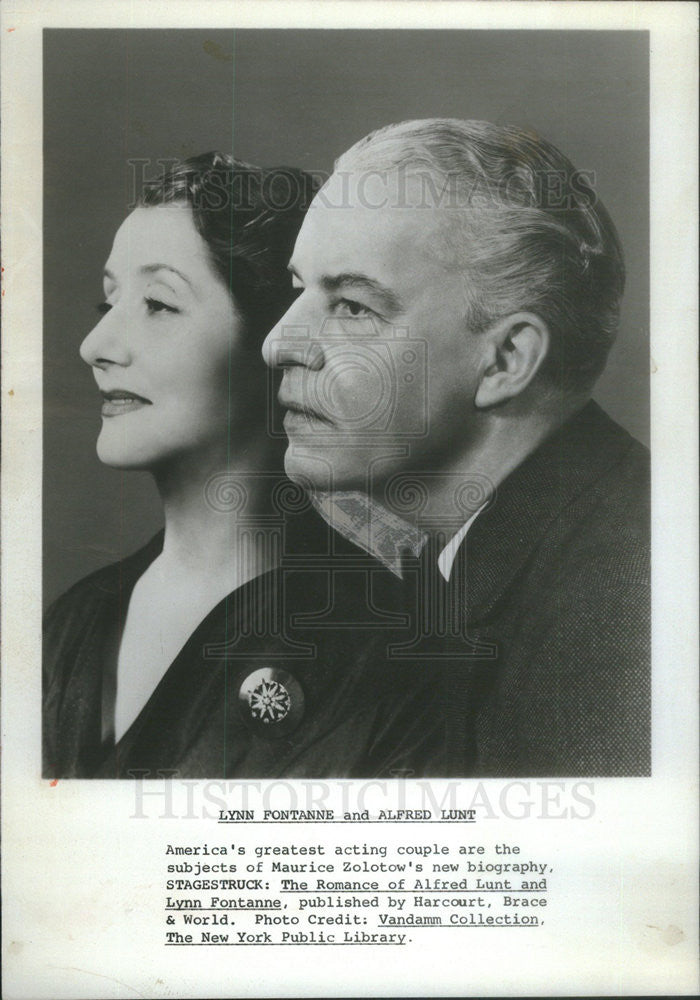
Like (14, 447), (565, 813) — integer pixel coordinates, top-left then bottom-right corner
(44, 29), (649, 605)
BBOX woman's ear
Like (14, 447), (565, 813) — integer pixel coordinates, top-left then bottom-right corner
(474, 312), (550, 409)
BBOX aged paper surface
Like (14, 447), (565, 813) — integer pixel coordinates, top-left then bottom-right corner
(1, 1), (698, 996)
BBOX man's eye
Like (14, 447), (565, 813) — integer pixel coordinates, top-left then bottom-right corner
(145, 297), (178, 315)
(96, 302), (112, 316)
(336, 298), (374, 318)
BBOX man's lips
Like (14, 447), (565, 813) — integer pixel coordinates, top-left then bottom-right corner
(99, 389), (152, 417)
(279, 397), (332, 425)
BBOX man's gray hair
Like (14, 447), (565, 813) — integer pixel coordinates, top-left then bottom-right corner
(335, 118), (625, 392)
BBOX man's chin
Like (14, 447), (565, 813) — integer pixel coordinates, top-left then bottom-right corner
(283, 447), (367, 494)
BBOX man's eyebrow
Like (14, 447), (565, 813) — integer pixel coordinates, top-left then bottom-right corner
(322, 272), (404, 314)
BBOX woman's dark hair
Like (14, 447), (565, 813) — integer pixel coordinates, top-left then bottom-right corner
(141, 152), (318, 340)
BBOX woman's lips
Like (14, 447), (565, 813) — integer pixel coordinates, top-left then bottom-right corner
(100, 390), (152, 417)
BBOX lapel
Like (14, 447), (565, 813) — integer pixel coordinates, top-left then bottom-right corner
(451, 401), (638, 624)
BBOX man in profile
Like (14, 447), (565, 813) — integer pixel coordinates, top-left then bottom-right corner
(262, 118), (650, 777)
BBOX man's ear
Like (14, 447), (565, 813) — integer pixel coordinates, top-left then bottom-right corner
(474, 312), (550, 409)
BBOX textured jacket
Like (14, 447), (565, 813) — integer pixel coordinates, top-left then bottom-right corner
(400, 400), (651, 777)
(44, 403), (650, 779)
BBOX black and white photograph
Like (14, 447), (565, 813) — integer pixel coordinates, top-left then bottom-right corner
(2, 2), (697, 997)
(42, 28), (651, 780)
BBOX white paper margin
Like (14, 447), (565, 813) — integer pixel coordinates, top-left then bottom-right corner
(1, 2), (698, 997)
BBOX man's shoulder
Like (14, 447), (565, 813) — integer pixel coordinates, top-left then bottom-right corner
(551, 406), (648, 558)
(518, 412), (650, 612)
(471, 411), (650, 777)
(454, 403), (650, 618)
(541, 399), (649, 511)
(498, 408), (650, 647)
(551, 421), (649, 553)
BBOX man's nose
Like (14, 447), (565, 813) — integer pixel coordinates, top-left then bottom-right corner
(262, 299), (325, 371)
(79, 308), (133, 370)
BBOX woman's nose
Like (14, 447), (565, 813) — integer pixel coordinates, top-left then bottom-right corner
(79, 309), (133, 370)
(262, 299), (325, 371)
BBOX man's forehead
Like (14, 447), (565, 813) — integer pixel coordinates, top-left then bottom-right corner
(295, 171), (454, 276)
(311, 168), (436, 222)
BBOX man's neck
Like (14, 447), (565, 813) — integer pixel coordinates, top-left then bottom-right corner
(377, 400), (586, 533)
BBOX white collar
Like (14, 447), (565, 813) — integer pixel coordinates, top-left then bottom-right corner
(311, 490), (485, 582)
(437, 505), (485, 582)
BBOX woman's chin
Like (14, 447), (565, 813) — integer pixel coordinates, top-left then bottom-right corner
(96, 436), (155, 470)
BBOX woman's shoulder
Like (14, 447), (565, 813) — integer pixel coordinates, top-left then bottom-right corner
(44, 531), (164, 626)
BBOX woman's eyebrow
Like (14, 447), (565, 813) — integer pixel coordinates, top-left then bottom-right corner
(139, 263), (194, 289)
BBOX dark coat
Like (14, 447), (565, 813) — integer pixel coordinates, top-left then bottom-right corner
(44, 402), (650, 780)
(400, 400), (651, 777)
(43, 507), (443, 779)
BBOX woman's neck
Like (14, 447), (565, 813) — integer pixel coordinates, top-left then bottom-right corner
(152, 435), (283, 585)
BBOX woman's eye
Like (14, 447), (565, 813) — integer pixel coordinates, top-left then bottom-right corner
(145, 297), (178, 315)
(336, 298), (374, 318)
(96, 302), (112, 316)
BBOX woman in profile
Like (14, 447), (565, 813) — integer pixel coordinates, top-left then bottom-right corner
(43, 154), (314, 776)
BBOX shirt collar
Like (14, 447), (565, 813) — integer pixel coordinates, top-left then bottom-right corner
(437, 505), (486, 582)
(310, 491), (427, 578)
(310, 490), (486, 582)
